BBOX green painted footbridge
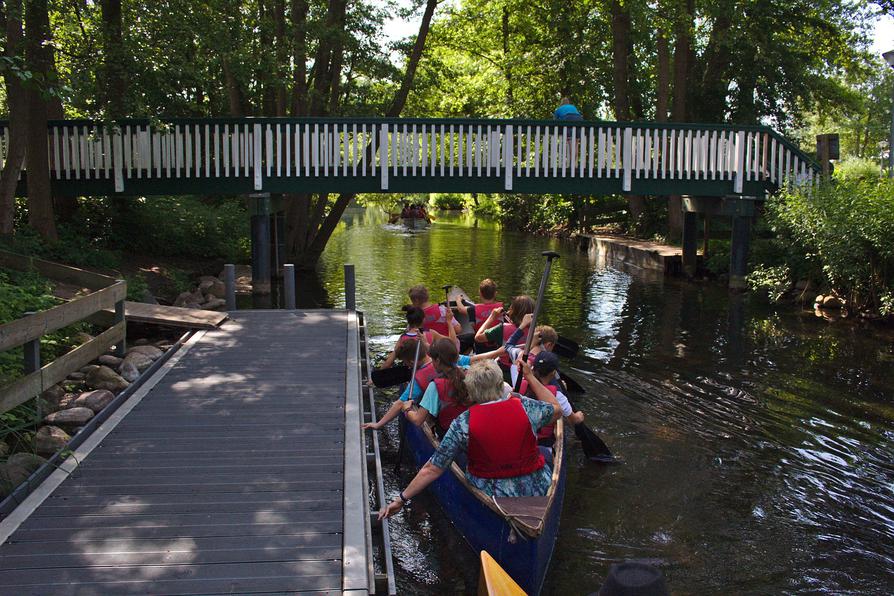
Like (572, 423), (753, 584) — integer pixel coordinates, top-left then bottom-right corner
(1, 117), (819, 198)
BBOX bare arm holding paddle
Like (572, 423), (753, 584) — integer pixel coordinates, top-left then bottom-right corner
(517, 357), (562, 424)
(474, 306), (504, 344)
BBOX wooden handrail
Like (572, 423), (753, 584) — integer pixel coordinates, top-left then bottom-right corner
(0, 250), (126, 415)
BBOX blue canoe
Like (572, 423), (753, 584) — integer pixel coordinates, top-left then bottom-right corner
(402, 416), (568, 595)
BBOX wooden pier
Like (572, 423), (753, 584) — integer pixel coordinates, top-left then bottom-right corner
(0, 310), (375, 595)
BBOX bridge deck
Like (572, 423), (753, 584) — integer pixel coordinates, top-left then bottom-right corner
(0, 310), (370, 595)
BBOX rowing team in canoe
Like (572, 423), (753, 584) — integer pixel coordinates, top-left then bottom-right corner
(364, 280), (586, 515)
(387, 203), (433, 224)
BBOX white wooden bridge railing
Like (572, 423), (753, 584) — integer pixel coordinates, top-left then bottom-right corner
(0, 118), (820, 196)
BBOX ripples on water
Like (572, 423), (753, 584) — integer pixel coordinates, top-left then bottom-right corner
(307, 209), (894, 594)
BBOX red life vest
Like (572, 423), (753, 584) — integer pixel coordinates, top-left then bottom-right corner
(473, 302), (502, 331)
(519, 378), (559, 441)
(497, 323), (529, 366)
(434, 377), (469, 431)
(412, 361), (438, 394)
(422, 304), (451, 336)
(397, 330), (433, 349)
(467, 397), (545, 479)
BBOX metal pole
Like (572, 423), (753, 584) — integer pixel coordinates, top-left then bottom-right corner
(224, 264), (237, 311)
(344, 264), (356, 311)
(283, 264), (296, 310)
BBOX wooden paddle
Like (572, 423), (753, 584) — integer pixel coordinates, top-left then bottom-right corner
(515, 252), (616, 463)
(513, 251), (561, 393)
(394, 338), (422, 473)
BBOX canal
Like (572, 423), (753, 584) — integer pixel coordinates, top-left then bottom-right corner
(297, 208), (894, 594)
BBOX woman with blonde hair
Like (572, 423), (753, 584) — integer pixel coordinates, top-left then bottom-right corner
(379, 359), (561, 519)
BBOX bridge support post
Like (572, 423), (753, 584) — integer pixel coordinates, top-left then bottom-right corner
(682, 211), (699, 278)
(249, 193), (272, 296)
(729, 215), (752, 291)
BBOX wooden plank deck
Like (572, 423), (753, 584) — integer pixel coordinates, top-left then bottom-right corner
(119, 301), (229, 329)
(0, 310), (370, 595)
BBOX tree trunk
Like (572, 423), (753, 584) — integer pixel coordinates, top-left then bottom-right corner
(24, 0), (56, 239)
(385, 0), (437, 117)
(308, 0), (346, 116)
(272, 0), (288, 116)
(656, 30), (670, 123)
(0, 0), (27, 236)
(698, 14), (732, 122)
(222, 58), (246, 117)
(326, 10), (347, 115)
(502, 5), (513, 111)
(668, 0), (694, 241)
(290, 0), (308, 116)
(100, 0), (125, 118)
(671, 0), (693, 123)
(286, 0), (440, 267)
(610, 0), (631, 121)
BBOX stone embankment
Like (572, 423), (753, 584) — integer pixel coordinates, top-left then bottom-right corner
(173, 275), (228, 310)
(171, 268), (252, 311)
(0, 338), (172, 499)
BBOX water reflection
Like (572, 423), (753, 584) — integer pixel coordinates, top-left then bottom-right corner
(311, 209), (894, 594)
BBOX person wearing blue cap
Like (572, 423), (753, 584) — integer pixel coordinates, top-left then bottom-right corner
(519, 350), (584, 446)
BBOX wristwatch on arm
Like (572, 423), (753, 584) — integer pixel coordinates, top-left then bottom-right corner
(398, 491), (412, 506)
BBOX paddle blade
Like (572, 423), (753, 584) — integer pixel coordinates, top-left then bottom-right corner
(479, 551), (526, 596)
(371, 365), (411, 388)
(559, 372), (585, 395)
(574, 422), (616, 462)
(553, 335), (579, 359)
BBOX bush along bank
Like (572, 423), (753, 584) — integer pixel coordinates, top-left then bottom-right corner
(748, 175), (894, 323)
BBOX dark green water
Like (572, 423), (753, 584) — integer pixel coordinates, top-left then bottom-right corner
(300, 209), (894, 594)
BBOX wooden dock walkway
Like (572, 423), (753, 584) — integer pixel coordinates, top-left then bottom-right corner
(0, 310), (372, 595)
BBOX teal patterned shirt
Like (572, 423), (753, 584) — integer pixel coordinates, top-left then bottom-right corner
(428, 396), (555, 497)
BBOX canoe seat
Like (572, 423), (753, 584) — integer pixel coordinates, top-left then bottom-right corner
(492, 496), (549, 534)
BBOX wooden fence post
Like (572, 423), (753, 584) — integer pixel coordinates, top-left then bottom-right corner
(22, 312), (40, 375)
(114, 296), (126, 357)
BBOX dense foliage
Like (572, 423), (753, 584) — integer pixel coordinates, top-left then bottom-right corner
(0, 268), (85, 386)
(752, 172), (894, 315)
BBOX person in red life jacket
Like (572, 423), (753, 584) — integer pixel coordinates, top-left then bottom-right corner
(378, 359), (562, 519)
(406, 335), (507, 430)
(471, 278), (502, 333)
(379, 306), (435, 370)
(405, 338), (473, 431)
(502, 314), (554, 384)
(518, 351), (585, 447)
(473, 295), (534, 366)
(363, 337), (438, 431)
(409, 284), (461, 337)
(504, 319), (586, 430)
